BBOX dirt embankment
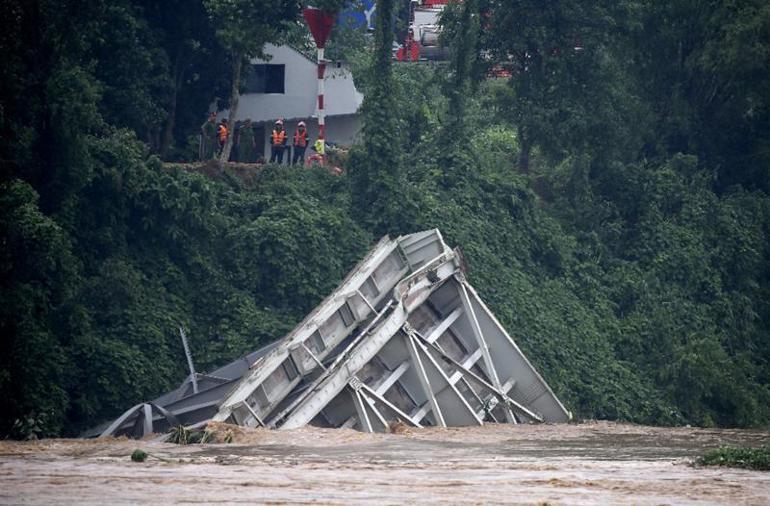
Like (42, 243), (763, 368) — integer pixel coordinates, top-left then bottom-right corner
(1, 421), (769, 505)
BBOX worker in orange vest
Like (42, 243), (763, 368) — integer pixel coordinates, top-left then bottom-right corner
(216, 118), (229, 156)
(292, 121), (309, 165)
(269, 119), (287, 164)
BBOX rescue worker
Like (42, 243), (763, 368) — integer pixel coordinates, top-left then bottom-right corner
(237, 119), (256, 163)
(313, 138), (325, 156)
(200, 112), (217, 160)
(269, 119), (287, 164)
(217, 118), (229, 156)
(292, 121), (309, 165)
(306, 140), (324, 166)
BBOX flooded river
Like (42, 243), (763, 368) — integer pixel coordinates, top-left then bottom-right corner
(1, 421), (768, 504)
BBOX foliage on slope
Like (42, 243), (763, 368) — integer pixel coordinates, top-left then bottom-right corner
(1, 131), (370, 437)
(402, 143), (770, 427)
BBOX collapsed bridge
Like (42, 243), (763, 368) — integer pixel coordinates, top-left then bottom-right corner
(90, 230), (570, 438)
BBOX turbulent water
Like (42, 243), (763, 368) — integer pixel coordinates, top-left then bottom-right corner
(1, 421), (768, 505)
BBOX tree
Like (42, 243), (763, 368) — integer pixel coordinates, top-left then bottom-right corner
(349, 0), (406, 234)
(0, 181), (78, 438)
(438, 0), (480, 182)
(204, 0), (297, 162)
(626, 0), (770, 191)
(133, 0), (229, 158)
(0, 0), (108, 220)
(441, 0), (480, 146)
(480, 1), (628, 173)
(89, 2), (173, 150)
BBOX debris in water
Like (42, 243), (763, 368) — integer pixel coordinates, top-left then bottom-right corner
(130, 449), (147, 462)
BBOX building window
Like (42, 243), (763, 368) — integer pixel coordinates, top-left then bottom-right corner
(243, 64), (285, 94)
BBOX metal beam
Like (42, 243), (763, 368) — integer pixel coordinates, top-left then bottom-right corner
(462, 281), (571, 422)
(179, 327), (198, 394)
(150, 403), (182, 428)
(359, 384), (423, 428)
(410, 401), (431, 423)
(413, 333), (483, 425)
(142, 403), (153, 436)
(458, 282), (502, 390)
(415, 331), (542, 422)
(374, 361), (410, 396)
(458, 281), (515, 423)
(427, 338), (491, 422)
(102, 397), (217, 437)
(405, 329), (446, 427)
(424, 307), (463, 344)
(350, 388), (373, 433)
(359, 389), (390, 432)
(301, 343), (327, 371)
(444, 348), (482, 387)
(260, 376), (304, 427)
(100, 404), (143, 438)
(240, 401), (266, 427)
(356, 289), (377, 313)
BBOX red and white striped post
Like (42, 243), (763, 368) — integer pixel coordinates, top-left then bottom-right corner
(317, 50), (326, 151)
(303, 8), (336, 163)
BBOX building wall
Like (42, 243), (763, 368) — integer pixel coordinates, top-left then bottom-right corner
(220, 44), (363, 124)
(236, 45), (316, 123)
(413, 8), (441, 32)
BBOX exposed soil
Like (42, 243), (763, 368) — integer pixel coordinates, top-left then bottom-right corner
(1, 421), (768, 505)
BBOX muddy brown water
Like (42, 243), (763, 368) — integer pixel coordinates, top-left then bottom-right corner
(0, 421), (768, 505)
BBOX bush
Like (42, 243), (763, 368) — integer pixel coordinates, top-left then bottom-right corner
(698, 446), (770, 471)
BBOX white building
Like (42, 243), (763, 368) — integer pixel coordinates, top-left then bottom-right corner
(219, 43), (363, 161)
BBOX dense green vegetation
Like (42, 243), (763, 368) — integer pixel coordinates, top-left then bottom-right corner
(698, 445), (770, 471)
(1, 0), (769, 438)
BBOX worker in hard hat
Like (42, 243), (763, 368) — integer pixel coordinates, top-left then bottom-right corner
(292, 121), (309, 165)
(305, 138), (325, 167)
(269, 119), (287, 164)
(216, 118), (229, 157)
(313, 138), (325, 156)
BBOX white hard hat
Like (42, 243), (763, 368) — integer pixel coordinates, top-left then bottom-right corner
(275, 119), (283, 125)
(298, 121), (306, 127)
